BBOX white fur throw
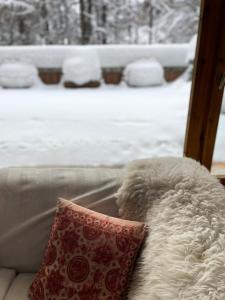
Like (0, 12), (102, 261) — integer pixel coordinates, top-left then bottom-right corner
(116, 157), (225, 300)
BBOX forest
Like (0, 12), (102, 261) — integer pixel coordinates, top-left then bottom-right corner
(0, 0), (200, 45)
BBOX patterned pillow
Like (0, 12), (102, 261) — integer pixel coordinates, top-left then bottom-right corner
(29, 198), (147, 300)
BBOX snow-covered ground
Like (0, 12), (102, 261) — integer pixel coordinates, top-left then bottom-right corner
(0, 81), (224, 167)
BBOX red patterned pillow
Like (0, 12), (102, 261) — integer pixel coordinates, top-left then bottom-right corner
(29, 198), (147, 300)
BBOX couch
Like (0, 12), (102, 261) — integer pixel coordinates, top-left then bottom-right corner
(0, 166), (123, 300)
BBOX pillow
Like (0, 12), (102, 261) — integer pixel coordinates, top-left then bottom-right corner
(29, 198), (147, 300)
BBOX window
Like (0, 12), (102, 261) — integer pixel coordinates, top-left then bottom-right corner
(184, 0), (225, 185)
(0, 0), (202, 168)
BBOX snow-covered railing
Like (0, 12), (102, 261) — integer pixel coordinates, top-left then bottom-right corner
(0, 44), (189, 69)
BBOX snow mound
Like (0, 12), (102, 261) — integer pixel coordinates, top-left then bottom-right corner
(124, 58), (164, 87)
(186, 35), (197, 64)
(62, 50), (101, 85)
(0, 61), (38, 88)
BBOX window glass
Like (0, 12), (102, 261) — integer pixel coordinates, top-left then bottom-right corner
(0, 0), (200, 167)
(212, 89), (225, 175)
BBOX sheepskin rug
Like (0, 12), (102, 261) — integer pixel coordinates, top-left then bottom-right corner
(116, 157), (225, 300)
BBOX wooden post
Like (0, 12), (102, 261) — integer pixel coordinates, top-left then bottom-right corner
(184, 0), (225, 170)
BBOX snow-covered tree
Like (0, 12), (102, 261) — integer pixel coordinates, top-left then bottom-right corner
(0, 0), (37, 15)
(0, 0), (200, 45)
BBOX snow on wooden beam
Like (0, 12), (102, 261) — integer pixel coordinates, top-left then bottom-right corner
(0, 44), (188, 69)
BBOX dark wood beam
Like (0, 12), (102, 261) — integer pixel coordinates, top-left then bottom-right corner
(184, 0), (225, 170)
(214, 174), (225, 186)
(219, 178), (225, 186)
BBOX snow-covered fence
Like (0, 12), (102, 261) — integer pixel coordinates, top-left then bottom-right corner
(0, 44), (189, 84)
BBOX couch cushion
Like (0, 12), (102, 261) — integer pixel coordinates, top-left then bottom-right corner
(0, 269), (16, 300)
(4, 274), (35, 300)
(0, 167), (122, 273)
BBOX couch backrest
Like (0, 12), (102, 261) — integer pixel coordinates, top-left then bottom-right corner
(0, 166), (122, 273)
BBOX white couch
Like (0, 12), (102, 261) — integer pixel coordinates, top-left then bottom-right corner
(0, 166), (122, 300)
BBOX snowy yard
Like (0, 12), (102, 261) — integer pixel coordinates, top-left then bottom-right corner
(0, 81), (224, 168)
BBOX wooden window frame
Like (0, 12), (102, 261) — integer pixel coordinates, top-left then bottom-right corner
(184, 0), (225, 184)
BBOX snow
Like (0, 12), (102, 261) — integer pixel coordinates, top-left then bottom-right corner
(0, 44), (189, 69)
(124, 58), (164, 87)
(0, 0), (37, 16)
(0, 82), (187, 167)
(0, 1), (200, 45)
(62, 50), (101, 85)
(97, 44), (188, 68)
(186, 35), (197, 64)
(0, 61), (38, 88)
(221, 93), (225, 114)
(0, 81), (224, 168)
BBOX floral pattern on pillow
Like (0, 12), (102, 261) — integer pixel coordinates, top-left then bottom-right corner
(29, 198), (147, 300)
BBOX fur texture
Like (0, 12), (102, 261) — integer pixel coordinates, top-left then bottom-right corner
(116, 157), (225, 300)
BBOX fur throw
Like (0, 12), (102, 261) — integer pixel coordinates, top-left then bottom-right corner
(116, 157), (225, 300)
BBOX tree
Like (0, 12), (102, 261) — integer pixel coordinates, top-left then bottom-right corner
(79, 0), (93, 44)
(0, 0), (37, 16)
(0, 0), (200, 45)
